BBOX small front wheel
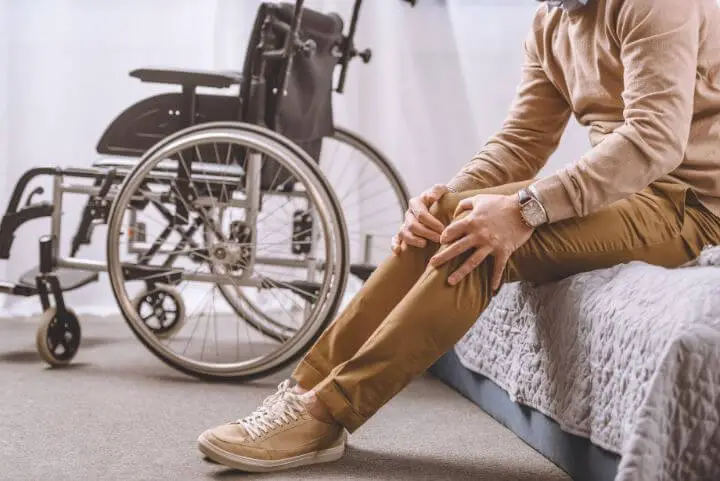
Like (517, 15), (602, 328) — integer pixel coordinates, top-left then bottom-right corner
(132, 285), (186, 340)
(35, 307), (81, 367)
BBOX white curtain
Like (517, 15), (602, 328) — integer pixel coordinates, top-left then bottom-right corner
(0, 0), (588, 315)
(0, 0), (9, 228)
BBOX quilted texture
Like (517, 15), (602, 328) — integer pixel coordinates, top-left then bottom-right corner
(455, 246), (720, 481)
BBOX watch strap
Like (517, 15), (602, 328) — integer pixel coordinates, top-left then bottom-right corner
(518, 187), (532, 205)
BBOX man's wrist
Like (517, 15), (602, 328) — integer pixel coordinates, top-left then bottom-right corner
(529, 175), (578, 224)
(528, 184), (549, 223)
(517, 186), (549, 227)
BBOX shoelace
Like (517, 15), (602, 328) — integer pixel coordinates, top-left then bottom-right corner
(237, 390), (306, 440)
(261, 380), (292, 409)
(231, 380), (291, 430)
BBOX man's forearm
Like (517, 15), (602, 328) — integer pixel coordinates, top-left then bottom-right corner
(446, 140), (551, 193)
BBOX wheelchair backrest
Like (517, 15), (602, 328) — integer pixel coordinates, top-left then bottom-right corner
(241, 3), (345, 161)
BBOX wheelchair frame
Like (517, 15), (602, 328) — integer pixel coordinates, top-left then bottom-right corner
(0, 0), (414, 377)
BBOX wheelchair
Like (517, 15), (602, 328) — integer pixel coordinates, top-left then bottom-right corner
(0, 0), (412, 381)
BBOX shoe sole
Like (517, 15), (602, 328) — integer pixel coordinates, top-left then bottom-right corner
(197, 432), (346, 473)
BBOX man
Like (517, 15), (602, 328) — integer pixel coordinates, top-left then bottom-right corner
(198, 0), (720, 472)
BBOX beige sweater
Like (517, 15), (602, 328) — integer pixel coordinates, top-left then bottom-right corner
(448, 0), (720, 223)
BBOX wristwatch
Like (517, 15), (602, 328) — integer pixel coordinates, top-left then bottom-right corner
(517, 186), (549, 228)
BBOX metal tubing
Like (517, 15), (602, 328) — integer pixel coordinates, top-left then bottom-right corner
(276, 0), (305, 98)
(0, 281), (16, 294)
(363, 233), (373, 264)
(55, 257), (262, 287)
(254, 256), (312, 269)
(56, 258), (106, 273)
(243, 151), (262, 279)
(336, 0), (364, 93)
(39, 235), (54, 274)
(50, 174), (62, 260)
(192, 197), (248, 209)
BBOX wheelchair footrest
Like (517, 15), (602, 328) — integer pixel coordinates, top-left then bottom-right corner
(349, 264), (376, 282)
(18, 266), (99, 292)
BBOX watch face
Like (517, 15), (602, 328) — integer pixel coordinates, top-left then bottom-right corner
(521, 200), (545, 227)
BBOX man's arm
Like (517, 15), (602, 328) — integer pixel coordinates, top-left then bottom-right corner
(447, 22), (572, 192)
(532, 0), (700, 223)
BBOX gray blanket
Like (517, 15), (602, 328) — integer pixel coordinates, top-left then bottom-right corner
(454, 246), (720, 481)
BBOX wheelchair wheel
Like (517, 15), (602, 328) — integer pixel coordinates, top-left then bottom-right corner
(106, 122), (349, 381)
(214, 127), (411, 342)
(320, 127), (410, 282)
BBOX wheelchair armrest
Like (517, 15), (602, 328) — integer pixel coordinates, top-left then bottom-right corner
(130, 68), (243, 89)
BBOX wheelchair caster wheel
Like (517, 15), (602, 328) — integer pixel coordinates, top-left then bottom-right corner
(35, 307), (81, 367)
(132, 285), (186, 340)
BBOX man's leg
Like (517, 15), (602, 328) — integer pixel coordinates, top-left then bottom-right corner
(198, 181), (720, 472)
(292, 181), (533, 390)
(309, 183), (720, 432)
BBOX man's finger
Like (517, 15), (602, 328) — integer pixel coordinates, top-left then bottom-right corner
(429, 234), (476, 267)
(491, 249), (512, 291)
(391, 235), (401, 255)
(440, 217), (472, 245)
(424, 184), (449, 202)
(409, 198), (445, 234)
(457, 197), (474, 212)
(401, 229), (427, 248)
(448, 246), (492, 286)
(408, 220), (441, 243)
(415, 210), (445, 234)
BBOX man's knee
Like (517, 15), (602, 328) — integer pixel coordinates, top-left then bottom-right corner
(429, 192), (462, 226)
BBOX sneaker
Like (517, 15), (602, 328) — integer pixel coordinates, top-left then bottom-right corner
(198, 384), (346, 473)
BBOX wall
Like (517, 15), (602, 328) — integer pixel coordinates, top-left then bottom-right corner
(1, 0), (220, 313)
(0, 0), (590, 314)
(0, 0), (10, 283)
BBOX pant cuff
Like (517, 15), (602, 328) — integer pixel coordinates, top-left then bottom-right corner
(291, 357), (328, 391)
(314, 376), (366, 433)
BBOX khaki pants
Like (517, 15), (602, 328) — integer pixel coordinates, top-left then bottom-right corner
(292, 180), (720, 432)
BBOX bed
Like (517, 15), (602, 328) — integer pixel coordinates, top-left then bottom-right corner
(431, 246), (720, 481)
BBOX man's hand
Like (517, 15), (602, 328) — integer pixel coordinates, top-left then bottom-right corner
(429, 193), (534, 288)
(392, 184), (449, 254)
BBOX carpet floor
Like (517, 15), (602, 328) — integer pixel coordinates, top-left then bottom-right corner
(0, 314), (571, 481)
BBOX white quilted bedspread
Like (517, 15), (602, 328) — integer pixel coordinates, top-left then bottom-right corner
(454, 247), (720, 481)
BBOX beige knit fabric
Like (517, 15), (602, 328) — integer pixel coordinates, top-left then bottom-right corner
(448, 0), (720, 223)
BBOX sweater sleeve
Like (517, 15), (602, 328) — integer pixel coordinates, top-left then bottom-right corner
(446, 22), (572, 192)
(532, 0), (700, 223)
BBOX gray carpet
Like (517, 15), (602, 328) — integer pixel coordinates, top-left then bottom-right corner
(0, 314), (571, 481)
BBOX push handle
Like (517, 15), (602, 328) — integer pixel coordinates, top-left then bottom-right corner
(335, 0), (365, 93)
